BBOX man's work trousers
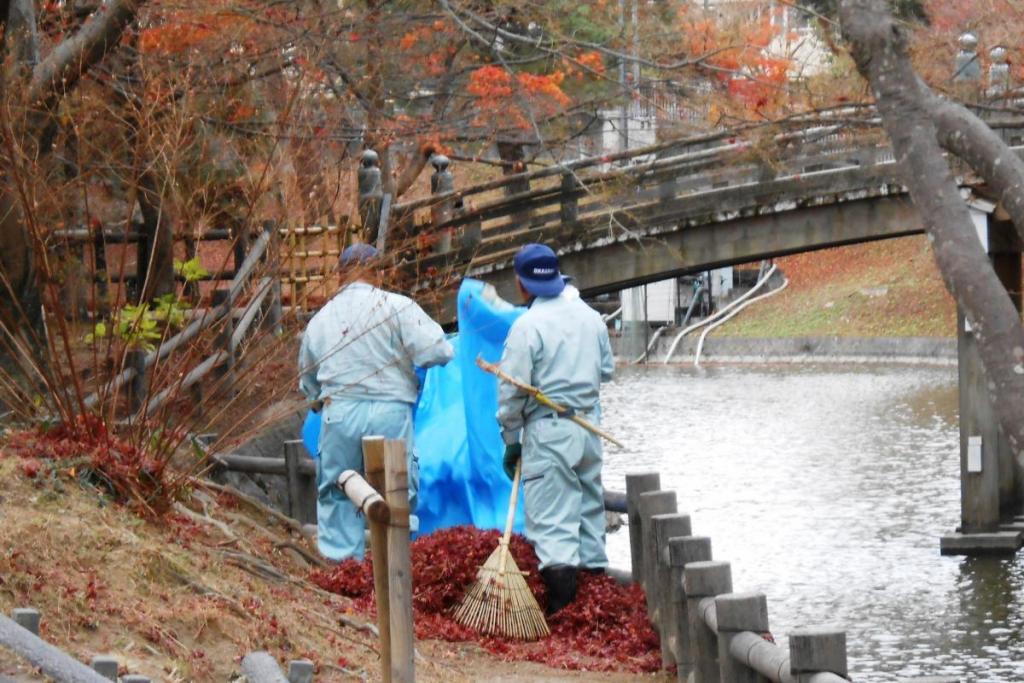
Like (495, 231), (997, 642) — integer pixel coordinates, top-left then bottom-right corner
(316, 399), (419, 562)
(521, 411), (608, 570)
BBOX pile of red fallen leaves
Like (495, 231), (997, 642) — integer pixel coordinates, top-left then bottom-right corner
(7, 414), (179, 516)
(311, 526), (660, 672)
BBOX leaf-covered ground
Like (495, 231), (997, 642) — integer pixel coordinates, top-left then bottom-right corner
(716, 235), (958, 338)
(0, 454), (667, 681)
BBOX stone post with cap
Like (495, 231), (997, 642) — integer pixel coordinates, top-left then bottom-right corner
(430, 154), (455, 253)
(954, 32), (981, 82)
(988, 45), (1011, 97)
(358, 149), (383, 242)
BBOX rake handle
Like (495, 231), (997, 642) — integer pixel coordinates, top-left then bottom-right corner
(477, 356), (625, 448)
(497, 458), (521, 573)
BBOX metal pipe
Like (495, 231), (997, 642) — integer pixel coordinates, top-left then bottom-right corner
(663, 265), (779, 364)
(693, 276), (790, 368)
(602, 306), (622, 323)
(633, 325), (669, 364)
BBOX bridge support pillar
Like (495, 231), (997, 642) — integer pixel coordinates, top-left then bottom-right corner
(942, 209), (1024, 555)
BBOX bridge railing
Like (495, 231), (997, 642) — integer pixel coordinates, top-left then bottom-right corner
(266, 109), (1024, 312)
(408, 124), (889, 258)
(626, 472), (850, 681)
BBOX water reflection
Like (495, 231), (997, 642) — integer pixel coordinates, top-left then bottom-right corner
(600, 364), (1024, 680)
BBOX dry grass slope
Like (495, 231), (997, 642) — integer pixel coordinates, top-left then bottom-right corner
(716, 235), (958, 338)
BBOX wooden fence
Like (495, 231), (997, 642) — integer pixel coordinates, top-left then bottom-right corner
(626, 471), (852, 682)
(79, 222), (281, 417)
(209, 440), (629, 531)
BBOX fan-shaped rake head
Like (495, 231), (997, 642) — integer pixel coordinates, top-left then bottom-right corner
(452, 542), (549, 641)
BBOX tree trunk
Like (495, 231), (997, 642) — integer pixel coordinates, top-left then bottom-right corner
(0, 189), (41, 334)
(136, 172), (175, 303)
(840, 0), (1024, 457)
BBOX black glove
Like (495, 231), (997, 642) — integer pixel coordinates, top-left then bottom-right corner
(503, 443), (522, 481)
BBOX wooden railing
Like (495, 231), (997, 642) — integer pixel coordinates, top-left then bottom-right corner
(80, 222), (280, 417)
(626, 472), (851, 681)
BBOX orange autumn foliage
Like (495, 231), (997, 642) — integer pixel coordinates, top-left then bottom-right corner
(467, 65), (571, 129)
(139, 9), (246, 55)
(577, 51), (606, 75)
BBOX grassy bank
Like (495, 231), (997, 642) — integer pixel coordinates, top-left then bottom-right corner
(715, 235), (957, 338)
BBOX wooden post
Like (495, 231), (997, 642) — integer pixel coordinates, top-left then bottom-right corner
(715, 592), (769, 683)
(989, 215), (1023, 514)
(91, 221), (109, 314)
(287, 224), (307, 313)
(430, 155), (454, 254)
(287, 659), (314, 683)
(212, 289), (236, 393)
(260, 221), (283, 334)
(944, 209), (1024, 552)
(638, 489), (676, 615)
(668, 536), (712, 680)
(625, 472), (660, 583)
(559, 171), (581, 224)
(284, 441), (316, 524)
(233, 222), (251, 275)
(183, 236), (199, 302)
(789, 627), (848, 680)
(684, 561), (732, 683)
(11, 608), (40, 636)
(362, 437), (392, 683)
(382, 438), (414, 683)
(127, 349), (147, 413)
(132, 225), (149, 304)
(91, 656), (119, 681)
(651, 513), (692, 669)
(375, 193), (394, 252)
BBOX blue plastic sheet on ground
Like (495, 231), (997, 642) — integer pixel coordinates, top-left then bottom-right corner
(299, 278), (525, 534)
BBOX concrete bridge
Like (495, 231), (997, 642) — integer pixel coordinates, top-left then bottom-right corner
(387, 120), (1024, 556)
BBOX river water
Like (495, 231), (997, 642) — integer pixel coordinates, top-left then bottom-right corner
(599, 363), (1024, 682)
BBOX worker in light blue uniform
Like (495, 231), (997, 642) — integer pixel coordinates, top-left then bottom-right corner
(496, 243), (614, 615)
(298, 244), (454, 562)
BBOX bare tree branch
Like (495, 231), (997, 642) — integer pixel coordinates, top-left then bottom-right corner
(29, 0), (146, 112)
(841, 0), (1024, 456)
(931, 99), (1024, 246)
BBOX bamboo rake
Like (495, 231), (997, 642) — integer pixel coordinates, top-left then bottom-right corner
(453, 460), (549, 640)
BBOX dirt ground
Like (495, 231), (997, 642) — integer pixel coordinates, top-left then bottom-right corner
(0, 456), (668, 682)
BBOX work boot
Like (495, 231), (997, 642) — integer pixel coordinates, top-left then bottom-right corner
(541, 564), (578, 616)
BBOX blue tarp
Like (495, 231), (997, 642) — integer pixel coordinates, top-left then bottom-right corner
(301, 278), (526, 534)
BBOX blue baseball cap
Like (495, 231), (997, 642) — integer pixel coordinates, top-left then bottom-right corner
(339, 243), (379, 267)
(514, 243), (566, 298)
